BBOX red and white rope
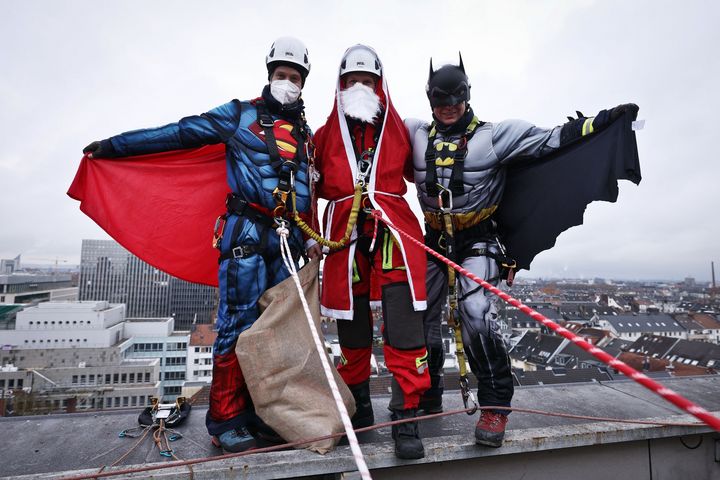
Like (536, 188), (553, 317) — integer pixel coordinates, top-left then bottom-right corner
(370, 210), (720, 432)
(277, 226), (372, 479)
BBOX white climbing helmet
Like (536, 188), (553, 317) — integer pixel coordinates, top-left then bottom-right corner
(266, 36), (311, 79)
(339, 44), (382, 77)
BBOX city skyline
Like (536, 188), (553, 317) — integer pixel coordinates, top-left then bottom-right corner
(1, 2), (718, 281)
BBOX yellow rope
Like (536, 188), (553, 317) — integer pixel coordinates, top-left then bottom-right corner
(442, 213), (469, 379)
(293, 183), (364, 251)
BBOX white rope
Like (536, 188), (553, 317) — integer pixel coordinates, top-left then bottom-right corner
(277, 225), (372, 480)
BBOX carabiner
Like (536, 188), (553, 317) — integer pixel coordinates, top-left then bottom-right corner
(212, 215), (227, 249)
(436, 184), (453, 213)
(356, 158), (372, 185)
(460, 376), (478, 415)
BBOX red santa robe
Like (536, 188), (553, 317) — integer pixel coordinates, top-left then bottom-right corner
(314, 72), (427, 320)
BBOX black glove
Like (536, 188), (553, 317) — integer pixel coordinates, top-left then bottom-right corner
(82, 139), (116, 158)
(83, 141), (101, 155)
(609, 103), (639, 121)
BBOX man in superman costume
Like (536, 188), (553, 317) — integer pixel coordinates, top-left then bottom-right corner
(313, 45), (430, 459)
(406, 55), (641, 448)
(69, 37), (322, 453)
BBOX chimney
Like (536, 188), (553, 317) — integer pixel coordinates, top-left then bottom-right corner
(712, 261), (717, 289)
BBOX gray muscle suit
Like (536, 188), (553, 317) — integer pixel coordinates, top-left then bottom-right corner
(405, 117), (562, 409)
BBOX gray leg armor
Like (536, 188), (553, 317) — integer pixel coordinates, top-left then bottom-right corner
(457, 241), (514, 407)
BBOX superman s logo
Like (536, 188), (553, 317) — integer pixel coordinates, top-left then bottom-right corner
(250, 119), (298, 161)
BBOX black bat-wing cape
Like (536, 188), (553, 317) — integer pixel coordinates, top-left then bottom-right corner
(495, 111), (641, 271)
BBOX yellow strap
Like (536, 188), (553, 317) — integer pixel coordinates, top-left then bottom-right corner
(293, 183), (364, 251)
(382, 231), (392, 270)
(582, 117), (595, 136)
(352, 259), (360, 283)
(441, 211), (470, 378)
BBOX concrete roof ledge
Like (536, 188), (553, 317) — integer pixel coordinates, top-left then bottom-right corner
(2, 376), (719, 479)
(4, 413), (714, 480)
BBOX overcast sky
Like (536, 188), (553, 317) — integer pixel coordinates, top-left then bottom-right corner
(1, 1), (718, 282)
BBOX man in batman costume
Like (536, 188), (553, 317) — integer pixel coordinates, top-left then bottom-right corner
(405, 54), (640, 447)
(72, 37), (321, 453)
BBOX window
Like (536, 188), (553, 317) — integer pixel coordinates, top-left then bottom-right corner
(129, 373), (135, 383)
(164, 386), (182, 395)
(145, 372), (150, 383)
(113, 374), (119, 384)
(114, 397), (120, 407)
(121, 374), (127, 384)
(72, 375), (78, 384)
(165, 357), (187, 366)
(17, 379), (22, 388)
(195, 347), (200, 353)
(105, 374), (111, 384)
(131, 396), (137, 407)
(80, 375), (86, 384)
(105, 398), (112, 408)
(123, 397), (129, 407)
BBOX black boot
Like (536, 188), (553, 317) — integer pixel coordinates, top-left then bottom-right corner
(390, 408), (425, 459)
(418, 347), (445, 413)
(349, 380), (374, 429)
(418, 372), (444, 413)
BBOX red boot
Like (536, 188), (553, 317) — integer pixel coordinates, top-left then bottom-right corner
(474, 410), (508, 447)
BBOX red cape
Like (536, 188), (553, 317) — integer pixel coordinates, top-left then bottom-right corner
(67, 145), (229, 287)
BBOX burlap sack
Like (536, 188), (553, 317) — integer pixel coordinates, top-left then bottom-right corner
(235, 258), (356, 454)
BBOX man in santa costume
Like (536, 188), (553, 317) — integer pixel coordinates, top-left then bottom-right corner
(313, 44), (430, 460)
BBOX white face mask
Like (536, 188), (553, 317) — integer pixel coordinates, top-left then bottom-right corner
(339, 83), (382, 123)
(270, 79), (301, 105)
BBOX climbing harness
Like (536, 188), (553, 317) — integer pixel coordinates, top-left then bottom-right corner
(424, 116), (483, 197)
(433, 184), (477, 414)
(116, 397), (191, 466)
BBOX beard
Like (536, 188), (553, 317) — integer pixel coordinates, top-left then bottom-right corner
(339, 83), (382, 123)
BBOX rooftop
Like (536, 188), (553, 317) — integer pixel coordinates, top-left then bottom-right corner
(3, 376), (717, 479)
(600, 313), (684, 333)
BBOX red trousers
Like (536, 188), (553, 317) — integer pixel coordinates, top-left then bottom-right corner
(337, 221), (430, 410)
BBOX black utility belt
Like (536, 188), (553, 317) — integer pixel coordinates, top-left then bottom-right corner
(425, 218), (496, 241)
(226, 194), (293, 229)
